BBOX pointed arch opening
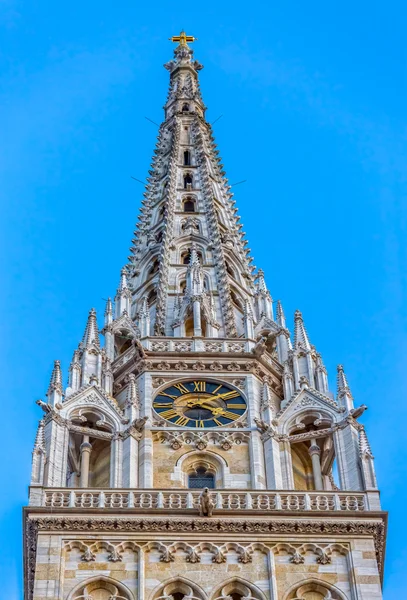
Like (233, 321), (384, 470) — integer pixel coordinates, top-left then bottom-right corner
(68, 576), (133, 600)
(212, 578), (266, 600)
(184, 173), (193, 189)
(152, 577), (205, 600)
(184, 150), (191, 165)
(182, 196), (196, 212)
(182, 103), (190, 112)
(285, 579), (346, 600)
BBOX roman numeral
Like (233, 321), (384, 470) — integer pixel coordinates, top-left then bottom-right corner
(174, 415), (190, 426)
(174, 383), (189, 394)
(221, 410), (240, 420)
(153, 402), (173, 408)
(226, 403), (246, 409)
(193, 381), (206, 392)
(220, 391), (240, 400)
(159, 409), (179, 419)
(212, 384), (223, 394)
(158, 392), (178, 400)
(196, 420), (205, 428)
(213, 418), (223, 426)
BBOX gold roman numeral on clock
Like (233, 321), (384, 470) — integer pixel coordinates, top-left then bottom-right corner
(220, 390), (240, 400)
(226, 403), (246, 409)
(174, 383), (189, 394)
(193, 381), (206, 392)
(159, 408), (179, 419)
(174, 415), (190, 426)
(153, 402), (173, 408)
(196, 420), (205, 427)
(159, 392), (178, 400)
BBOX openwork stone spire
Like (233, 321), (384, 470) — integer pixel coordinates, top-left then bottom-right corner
(125, 33), (257, 339)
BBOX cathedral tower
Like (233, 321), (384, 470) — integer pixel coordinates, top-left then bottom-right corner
(24, 32), (386, 600)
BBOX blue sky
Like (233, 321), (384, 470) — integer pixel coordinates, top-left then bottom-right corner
(1, 1), (406, 597)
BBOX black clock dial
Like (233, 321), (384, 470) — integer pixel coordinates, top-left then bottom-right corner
(152, 380), (247, 428)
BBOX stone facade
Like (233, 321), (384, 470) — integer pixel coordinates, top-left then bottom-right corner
(24, 31), (387, 600)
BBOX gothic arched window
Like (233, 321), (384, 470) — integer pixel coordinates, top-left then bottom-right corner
(188, 466), (215, 489)
(184, 173), (193, 189)
(148, 289), (157, 305)
(182, 103), (190, 112)
(184, 150), (191, 165)
(183, 197), (196, 212)
(148, 259), (159, 276)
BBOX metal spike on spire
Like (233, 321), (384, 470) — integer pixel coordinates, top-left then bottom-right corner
(81, 308), (100, 349)
(293, 310), (311, 350)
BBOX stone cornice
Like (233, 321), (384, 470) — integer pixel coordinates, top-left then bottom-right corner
(24, 511), (387, 600)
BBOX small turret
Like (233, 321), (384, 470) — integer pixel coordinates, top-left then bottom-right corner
(79, 309), (102, 386)
(46, 360), (63, 407)
(115, 268), (131, 318)
(243, 299), (255, 339)
(255, 269), (273, 321)
(315, 352), (329, 394)
(292, 310), (315, 389)
(31, 419), (46, 485)
(81, 308), (100, 350)
(139, 295), (150, 338)
(104, 297), (113, 326)
(336, 364), (354, 412)
(276, 300), (286, 328)
(293, 310), (311, 351)
(275, 300), (291, 363)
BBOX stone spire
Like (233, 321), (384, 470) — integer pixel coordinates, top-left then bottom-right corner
(81, 308), (100, 350)
(46, 360), (63, 407)
(276, 300), (286, 328)
(115, 268), (131, 318)
(293, 310), (311, 351)
(336, 364), (354, 412)
(77, 309), (102, 387)
(123, 33), (256, 340)
(31, 419), (46, 485)
(104, 297), (113, 326)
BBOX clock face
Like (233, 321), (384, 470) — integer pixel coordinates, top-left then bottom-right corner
(153, 380), (247, 428)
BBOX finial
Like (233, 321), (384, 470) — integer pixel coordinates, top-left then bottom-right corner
(276, 300), (286, 327)
(82, 308), (100, 349)
(169, 30), (197, 47)
(337, 364), (352, 397)
(47, 360), (63, 396)
(293, 309), (311, 350)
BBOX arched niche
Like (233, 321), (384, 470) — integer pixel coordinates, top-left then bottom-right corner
(284, 578), (347, 600)
(152, 576), (206, 600)
(173, 450), (230, 488)
(211, 577), (267, 600)
(68, 575), (134, 600)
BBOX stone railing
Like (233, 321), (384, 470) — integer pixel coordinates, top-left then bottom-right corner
(33, 488), (371, 512)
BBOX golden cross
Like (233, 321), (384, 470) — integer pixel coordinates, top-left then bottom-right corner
(169, 30), (197, 47)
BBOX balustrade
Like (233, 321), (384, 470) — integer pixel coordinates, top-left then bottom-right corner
(40, 488), (368, 512)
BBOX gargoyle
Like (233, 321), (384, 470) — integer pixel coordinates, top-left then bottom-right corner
(199, 487), (214, 517)
(36, 399), (52, 414)
(252, 337), (267, 358)
(132, 416), (148, 432)
(349, 405), (367, 419)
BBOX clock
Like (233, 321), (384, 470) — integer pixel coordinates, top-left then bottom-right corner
(153, 380), (247, 428)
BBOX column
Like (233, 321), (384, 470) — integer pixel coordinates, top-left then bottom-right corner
(264, 436), (283, 489)
(193, 298), (202, 336)
(79, 435), (92, 488)
(280, 440), (294, 489)
(308, 443), (323, 491)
